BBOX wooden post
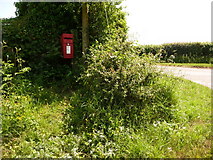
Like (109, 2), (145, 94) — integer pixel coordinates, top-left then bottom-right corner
(82, 3), (89, 54)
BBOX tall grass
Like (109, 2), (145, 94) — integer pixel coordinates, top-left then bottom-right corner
(2, 40), (212, 158)
(2, 76), (211, 158)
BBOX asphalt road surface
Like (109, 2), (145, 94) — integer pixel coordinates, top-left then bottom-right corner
(158, 66), (212, 89)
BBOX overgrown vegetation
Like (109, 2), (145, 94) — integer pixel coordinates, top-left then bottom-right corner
(64, 39), (177, 135)
(2, 2), (127, 85)
(139, 42), (213, 63)
(2, 64), (211, 158)
(1, 1), (212, 158)
(2, 37), (212, 158)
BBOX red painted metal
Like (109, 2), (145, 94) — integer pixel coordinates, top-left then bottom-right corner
(61, 33), (74, 59)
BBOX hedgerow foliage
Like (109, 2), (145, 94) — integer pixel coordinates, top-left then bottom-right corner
(64, 38), (177, 135)
(2, 2), (127, 84)
(2, 2), (178, 157)
(139, 42), (213, 63)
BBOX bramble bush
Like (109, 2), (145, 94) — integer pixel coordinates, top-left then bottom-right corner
(64, 38), (177, 136)
(62, 38), (178, 157)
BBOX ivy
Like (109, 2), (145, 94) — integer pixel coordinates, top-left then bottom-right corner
(2, 2), (127, 84)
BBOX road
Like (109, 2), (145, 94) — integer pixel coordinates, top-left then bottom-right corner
(158, 66), (212, 89)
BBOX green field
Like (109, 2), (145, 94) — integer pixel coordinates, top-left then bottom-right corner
(2, 77), (212, 158)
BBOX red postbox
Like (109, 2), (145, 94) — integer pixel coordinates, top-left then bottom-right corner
(61, 33), (74, 59)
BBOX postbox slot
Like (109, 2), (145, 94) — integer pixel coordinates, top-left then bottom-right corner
(63, 39), (73, 43)
(64, 38), (72, 39)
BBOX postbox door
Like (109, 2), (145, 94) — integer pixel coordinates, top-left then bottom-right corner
(62, 38), (74, 58)
(61, 34), (74, 59)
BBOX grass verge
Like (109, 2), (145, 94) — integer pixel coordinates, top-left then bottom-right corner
(158, 63), (212, 68)
(2, 77), (212, 158)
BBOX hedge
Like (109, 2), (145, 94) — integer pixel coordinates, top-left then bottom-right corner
(139, 42), (213, 63)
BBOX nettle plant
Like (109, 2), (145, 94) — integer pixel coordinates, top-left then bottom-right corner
(1, 41), (31, 94)
(64, 38), (177, 135)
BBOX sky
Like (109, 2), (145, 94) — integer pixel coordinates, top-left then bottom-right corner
(0, 0), (212, 45)
(122, 0), (212, 45)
